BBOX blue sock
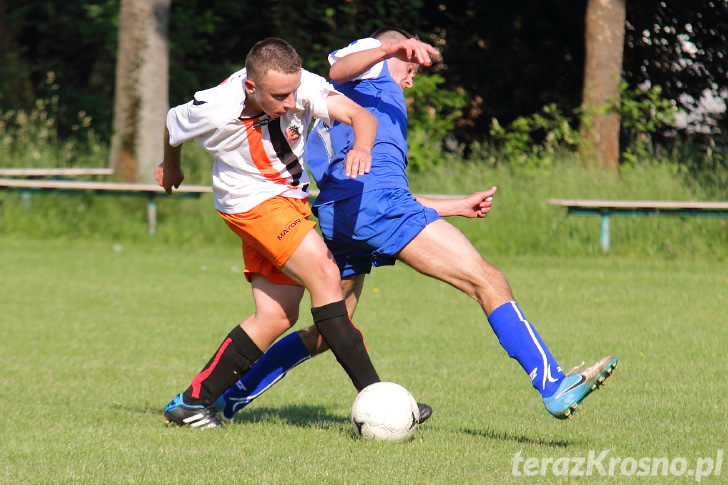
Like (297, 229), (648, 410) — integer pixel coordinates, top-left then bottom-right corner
(487, 301), (565, 397)
(213, 332), (311, 416)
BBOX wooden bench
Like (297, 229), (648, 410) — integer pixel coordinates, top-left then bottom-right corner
(548, 198), (728, 252)
(0, 167), (114, 177)
(0, 178), (211, 235)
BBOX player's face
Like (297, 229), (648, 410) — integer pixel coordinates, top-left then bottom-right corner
(388, 58), (419, 90)
(246, 69), (301, 118)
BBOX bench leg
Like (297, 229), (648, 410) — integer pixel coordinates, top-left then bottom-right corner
(21, 190), (32, 210)
(147, 195), (157, 235)
(600, 210), (610, 253)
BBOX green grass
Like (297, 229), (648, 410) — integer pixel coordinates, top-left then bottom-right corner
(2, 237), (727, 484)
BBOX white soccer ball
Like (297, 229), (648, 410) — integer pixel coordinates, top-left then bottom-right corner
(350, 382), (420, 442)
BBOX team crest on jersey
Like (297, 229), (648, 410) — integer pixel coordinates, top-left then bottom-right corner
(285, 125), (301, 141)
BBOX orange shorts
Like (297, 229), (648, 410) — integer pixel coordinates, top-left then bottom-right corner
(218, 196), (316, 286)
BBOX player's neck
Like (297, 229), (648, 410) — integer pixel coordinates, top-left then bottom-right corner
(241, 96), (264, 119)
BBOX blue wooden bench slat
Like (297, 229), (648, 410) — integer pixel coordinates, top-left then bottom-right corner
(0, 177), (210, 193)
(0, 178), (212, 235)
(548, 198), (728, 252)
(0, 178), (326, 235)
(0, 168), (114, 177)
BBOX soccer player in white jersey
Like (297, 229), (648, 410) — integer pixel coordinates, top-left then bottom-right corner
(215, 29), (618, 423)
(157, 37), (394, 428)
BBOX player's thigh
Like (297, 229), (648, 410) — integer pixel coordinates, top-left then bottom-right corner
(250, 273), (305, 325)
(241, 274), (305, 350)
(397, 219), (490, 291)
(281, 229), (343, 304)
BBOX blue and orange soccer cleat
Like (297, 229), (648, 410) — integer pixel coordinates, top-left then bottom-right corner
(164, 393), (222, 429)
(543, 355), (618, 419)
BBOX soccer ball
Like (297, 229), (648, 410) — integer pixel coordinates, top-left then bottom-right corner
(350, 382), (420, 442)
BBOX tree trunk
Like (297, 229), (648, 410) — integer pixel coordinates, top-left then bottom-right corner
(110, 0), (170, 183)
(0, 0), (7, 56)
(579, 0), (626, 170)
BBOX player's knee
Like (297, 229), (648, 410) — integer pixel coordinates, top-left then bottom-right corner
(263, 306), (299, 332)
(306, 258), (343, 292)
(321, 258), (343, 284)
(472, 268), (513, 308)
(461, 261), (508, 299)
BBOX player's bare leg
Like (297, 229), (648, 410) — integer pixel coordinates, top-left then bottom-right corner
(396, 218), (513, 315)
(398, 218), (617, 419)
(281, 229), (346, 307)
(240, 274), (304, 351)
(282, 229), (379, 391)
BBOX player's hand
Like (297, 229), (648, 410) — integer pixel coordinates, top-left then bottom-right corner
(458, 186), (497, 218)
(155, 162), (184, 194)
(383, 38), (440, 67)
(344, 147), (372, 178)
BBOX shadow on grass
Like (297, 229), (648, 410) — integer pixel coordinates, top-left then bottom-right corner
(462, 427), (571, 448)
(138, 401), (571, 446)
(136, 403), (347, 429)
(230, 404), (347, 428)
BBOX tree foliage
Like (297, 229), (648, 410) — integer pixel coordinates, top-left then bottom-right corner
(414, 0), (588, 144)
(0, 1), (118, 138)
(624, 1), (728, 142)
(1, 0), (726, 153)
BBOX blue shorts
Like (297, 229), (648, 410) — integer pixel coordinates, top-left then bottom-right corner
(313, 188), (440, 278)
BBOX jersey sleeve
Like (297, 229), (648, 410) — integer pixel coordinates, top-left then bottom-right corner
(297, 69), (338, 127)
(166, 70), (246, 147)
(166, 101), (211, 147)
(328, 37), (384, 81)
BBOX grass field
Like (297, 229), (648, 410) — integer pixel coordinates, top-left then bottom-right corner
(1, 236), (727, 484)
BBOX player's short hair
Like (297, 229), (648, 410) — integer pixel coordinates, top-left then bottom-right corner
(370, 27), (416, 40)
(245, 38), (302, 80)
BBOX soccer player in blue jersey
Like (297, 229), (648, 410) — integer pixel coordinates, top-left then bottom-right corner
(214, 28), (618, 422)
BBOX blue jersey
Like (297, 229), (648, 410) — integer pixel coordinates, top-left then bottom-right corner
(306, 41), (410, 205)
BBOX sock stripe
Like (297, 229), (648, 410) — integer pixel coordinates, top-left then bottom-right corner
(510, 301), (558, 391)
(347, 315), (368, 352)
(190, 337), (232, 399)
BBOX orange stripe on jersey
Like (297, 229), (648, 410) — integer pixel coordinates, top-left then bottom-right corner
(243, 118), (289, 185)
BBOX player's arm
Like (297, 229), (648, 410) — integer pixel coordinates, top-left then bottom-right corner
(155, 127), (185, 194)
(330, 38), (439, 84)
(416, 186), (497, 218)
(325, 92), (377, 178)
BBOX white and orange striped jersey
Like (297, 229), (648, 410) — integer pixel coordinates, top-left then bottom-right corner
(166, 68), (335, 214)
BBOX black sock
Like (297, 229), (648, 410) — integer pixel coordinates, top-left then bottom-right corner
(183, 325), (263, 406)
(311, 300), (380, 391)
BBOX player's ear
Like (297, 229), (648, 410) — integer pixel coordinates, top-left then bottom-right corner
(245, 79), (256, 95)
